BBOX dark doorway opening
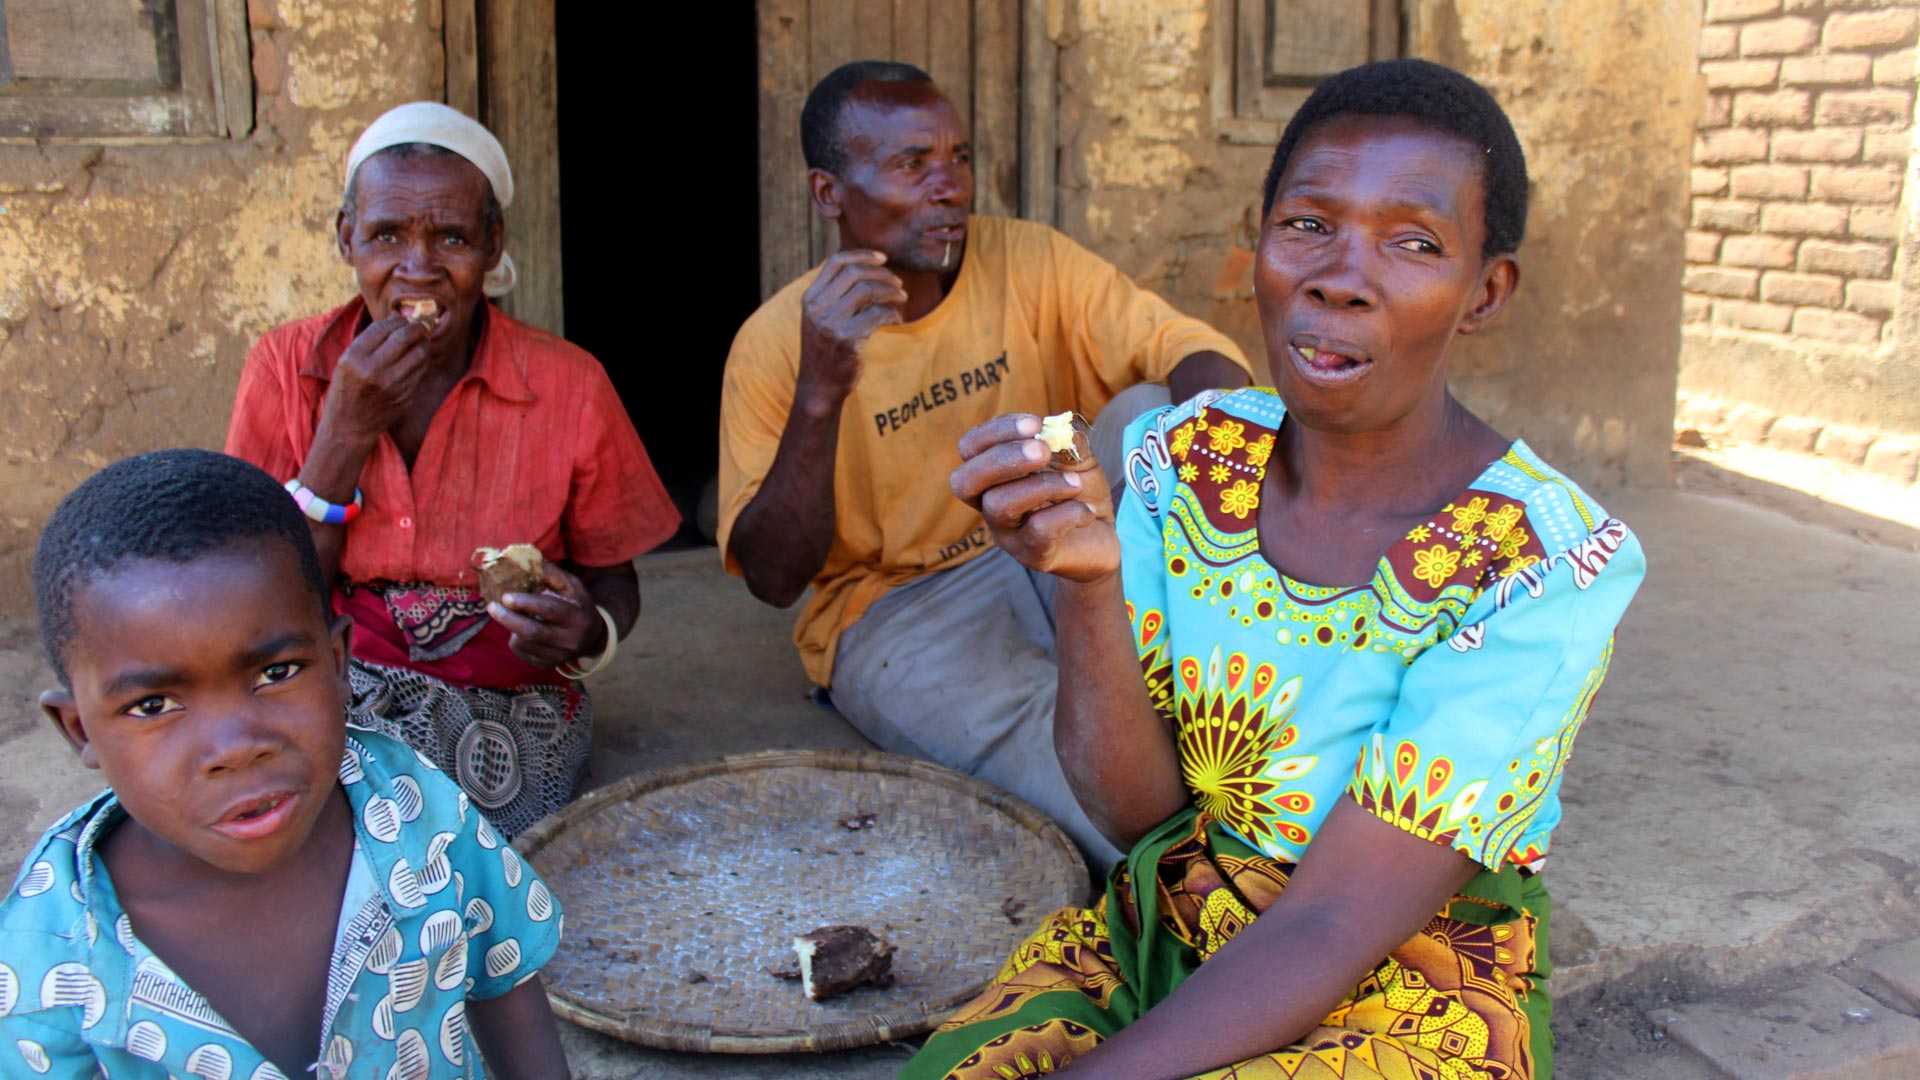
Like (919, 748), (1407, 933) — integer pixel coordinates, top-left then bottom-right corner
(555, 4), (760, 548)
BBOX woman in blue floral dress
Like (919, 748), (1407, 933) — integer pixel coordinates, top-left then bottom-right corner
(903, 60), (1647, 1080)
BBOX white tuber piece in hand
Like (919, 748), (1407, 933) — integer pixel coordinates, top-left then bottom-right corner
(1035, 411), (1094, 468)
(1037, 412), (1078, 455)
(473, 543), (545, 606)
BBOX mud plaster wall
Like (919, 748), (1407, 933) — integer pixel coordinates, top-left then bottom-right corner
(0, 0), (444, 618)
(1054, 0), (1700, 491)
(0, 1), (1698, 621)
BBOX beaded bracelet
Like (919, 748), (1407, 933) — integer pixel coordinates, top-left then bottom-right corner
(284, 478), (364, 525)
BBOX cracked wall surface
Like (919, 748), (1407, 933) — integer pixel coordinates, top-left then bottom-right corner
(1053, 0), (1699, 490)
(0, 0), (442, 616)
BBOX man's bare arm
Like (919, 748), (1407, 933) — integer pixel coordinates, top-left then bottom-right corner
(1167, 349), (1252, 404)
(729, 392), (851, 608)
(730, 250), (905, 607)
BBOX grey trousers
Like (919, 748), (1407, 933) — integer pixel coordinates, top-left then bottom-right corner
(828, 383), (1173, 873)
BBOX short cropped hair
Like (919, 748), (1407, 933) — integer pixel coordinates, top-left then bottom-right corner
(33, 449), (329, 686)
(801, 60), (934, 174)
(1261, 59), (1529, 258)
(342, 142), (504, 233)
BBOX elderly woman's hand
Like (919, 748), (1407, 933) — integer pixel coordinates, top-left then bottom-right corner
(951, 414), (1121, 584)
(323, 314), (435, 440)
(488, 564), (608, 671)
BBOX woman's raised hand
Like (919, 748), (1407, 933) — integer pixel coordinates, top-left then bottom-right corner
(325, 315), (434, 439)
(951, 414), (1120, 584)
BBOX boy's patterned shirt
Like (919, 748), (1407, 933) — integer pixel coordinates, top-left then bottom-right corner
(0, 727), (561, 1079)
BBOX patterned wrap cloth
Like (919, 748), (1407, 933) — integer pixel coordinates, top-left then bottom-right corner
(903, 388), (1647, 1080)
(911, 807), (1549, 1080)
(339, 581), (589, 839)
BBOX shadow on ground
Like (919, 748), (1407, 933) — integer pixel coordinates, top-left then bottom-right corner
(1673, 449), (1920, 553)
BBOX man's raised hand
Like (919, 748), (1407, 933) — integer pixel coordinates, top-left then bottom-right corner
(951, 414), (1121, 584)
(797, 249), (906, 410)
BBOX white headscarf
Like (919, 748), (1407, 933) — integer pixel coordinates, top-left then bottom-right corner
(345, 102), (518, 297)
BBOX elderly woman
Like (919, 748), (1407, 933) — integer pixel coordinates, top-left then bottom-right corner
(226, 103), (678, 837)
(905, 60), (1646, 1080)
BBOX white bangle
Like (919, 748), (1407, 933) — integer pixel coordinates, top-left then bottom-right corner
(558, 606), (619, 680)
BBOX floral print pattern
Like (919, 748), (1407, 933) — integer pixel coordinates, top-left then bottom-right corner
(1117, 388), (1647, 870)
(1411, 544), (1462, 588)
(1206, 419), (1249, 456)
(1219, 479), (1260, 519)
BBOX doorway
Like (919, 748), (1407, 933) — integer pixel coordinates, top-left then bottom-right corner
(454, 1), (1055, 546)
(554, 5), (759, 548)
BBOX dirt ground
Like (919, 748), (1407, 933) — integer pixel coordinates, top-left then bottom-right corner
(2, 448), (1916, 1078)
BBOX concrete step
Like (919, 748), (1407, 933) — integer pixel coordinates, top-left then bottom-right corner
(1647, 972), (1920, 1080)
(1860, 939), (1920, 1013)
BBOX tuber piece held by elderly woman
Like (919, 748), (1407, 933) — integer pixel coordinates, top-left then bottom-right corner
(473, 544), (545, 607)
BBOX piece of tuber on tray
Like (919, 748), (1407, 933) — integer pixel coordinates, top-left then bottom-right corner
(473, 544), (546, 606)
(791, 925), (896, 1001)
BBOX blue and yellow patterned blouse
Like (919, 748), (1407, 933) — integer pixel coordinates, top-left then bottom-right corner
(0, 728), (561, 1079)
(1118, 388), (1646, 872)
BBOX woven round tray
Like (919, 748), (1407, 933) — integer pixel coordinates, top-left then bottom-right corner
(512, 748), (1089, 1053)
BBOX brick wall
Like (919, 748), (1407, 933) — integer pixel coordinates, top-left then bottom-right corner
(1686, 1), (1915, 346)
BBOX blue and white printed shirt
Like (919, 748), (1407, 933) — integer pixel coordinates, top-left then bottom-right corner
(0, 727), (562, 1079)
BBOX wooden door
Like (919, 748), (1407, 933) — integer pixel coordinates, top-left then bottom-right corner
(755, 0), (1058, 300)
(444, 0), (564, 335)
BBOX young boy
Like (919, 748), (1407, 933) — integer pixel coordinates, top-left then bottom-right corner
(3, 449), (570, 1079)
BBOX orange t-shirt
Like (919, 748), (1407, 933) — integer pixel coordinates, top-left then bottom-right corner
(718, 215), (1250, 686)
(226, 299), (679, 588)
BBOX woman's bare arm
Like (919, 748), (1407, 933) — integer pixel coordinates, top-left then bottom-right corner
(1059, 801), (1481, 1079)
(951, 414), (1187, 848)
(295, 316), (435, 581)
(1051, 574), (1189, 848)
(489, 560), (640, 670)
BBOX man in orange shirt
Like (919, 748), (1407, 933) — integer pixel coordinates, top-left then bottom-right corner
(720, 62), (1251, 866)
(228, 103), (678, 836)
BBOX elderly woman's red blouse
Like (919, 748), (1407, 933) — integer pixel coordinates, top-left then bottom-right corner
(225, 298), (679, 588)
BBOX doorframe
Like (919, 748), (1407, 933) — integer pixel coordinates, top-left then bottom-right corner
(1019, 0), (1058, 227)
(443, 0), (565, 336)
